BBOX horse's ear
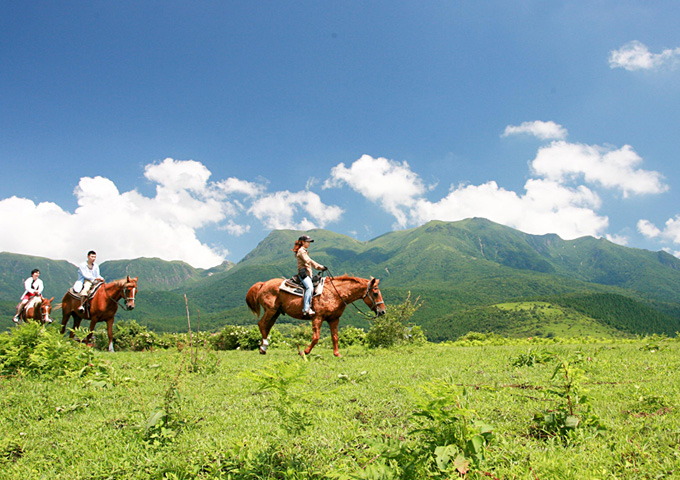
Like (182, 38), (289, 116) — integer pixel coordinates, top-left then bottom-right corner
(126, 275), (131, 282)
(369, 277), (376, 287)
(49, 297), (54, 302)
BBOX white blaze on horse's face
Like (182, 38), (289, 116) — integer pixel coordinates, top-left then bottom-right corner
(41, 304), (51, 323)
(124, 285), (136, 310)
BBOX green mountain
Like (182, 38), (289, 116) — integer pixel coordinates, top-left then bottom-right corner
(101, 258), (234, 291)
(182, 218), (680, 338)
(3, 218), (680, 339)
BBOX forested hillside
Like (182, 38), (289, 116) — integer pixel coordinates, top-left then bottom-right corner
(4, 218), (680, 339)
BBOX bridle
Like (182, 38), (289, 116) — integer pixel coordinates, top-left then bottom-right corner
(325, 268), (385, 318)
(103, 281), (137, 311)
(362, 282), (385, 311)
(40, 299), (52, 323)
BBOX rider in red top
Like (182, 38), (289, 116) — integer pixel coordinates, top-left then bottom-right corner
(14, 269), (44, 323)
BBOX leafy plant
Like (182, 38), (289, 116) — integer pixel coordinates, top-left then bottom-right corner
(243, 361), (314, 436)
(144, 374), (185, 445)
(530, 352), (604, 442)
(511, 348), (556, 367)
(0, 323), (95, 377)
(366, 293), (424, 348)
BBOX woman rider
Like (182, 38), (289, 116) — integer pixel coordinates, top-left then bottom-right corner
(293, 235), (327, 316)
(13, 268), (44, 323)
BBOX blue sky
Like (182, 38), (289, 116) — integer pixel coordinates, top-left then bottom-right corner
(2, 1), (680, 268)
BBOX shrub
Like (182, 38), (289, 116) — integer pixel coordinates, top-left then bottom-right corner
(0, 323), (94, 377)
(365, 293), (424, 348)
(209, 325), (284, 351)
(338, 325), (366, 347)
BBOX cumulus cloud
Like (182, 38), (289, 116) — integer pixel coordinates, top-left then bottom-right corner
(324, 126), (667, 242)
(609, 40), (680, 71)
(323, 154), (427, 227)
(410, 179), (608, 240)
(248, 190), (343, 230)
(502, 121), (568, 140)
(531, 141), (667, 198)
(637, 219), (662, 238)
(0, 157), (343, 268)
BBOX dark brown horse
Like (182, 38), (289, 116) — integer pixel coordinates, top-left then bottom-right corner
(60, 276), (138, 352)
(21, 295), (55, 324)
(246, 275), (386, 357)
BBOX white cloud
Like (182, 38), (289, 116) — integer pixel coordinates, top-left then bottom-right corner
(638, 219), (662, 238)
(609, 40), (680, 71)
(531, 141), (667, 198)
(325, 130), (666, 241)
(217, 177), (265, 197)
(0, 158), (344, 268)
(248, 190), (343, 230)
(606, 234), (629, 246)
(502, 121), (568, 140)
(324, 154), (427, 227)
(410, 179), (608, 240)
(638, 216), (680, 248)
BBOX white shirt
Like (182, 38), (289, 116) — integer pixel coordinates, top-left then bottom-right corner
(23, 277), (44, 297)
(73, 261), (102, 292)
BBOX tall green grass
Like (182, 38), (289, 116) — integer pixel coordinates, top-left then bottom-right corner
(1, 329), (679, 478)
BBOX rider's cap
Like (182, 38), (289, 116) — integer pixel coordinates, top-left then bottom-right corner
(299, 235), (314, 242)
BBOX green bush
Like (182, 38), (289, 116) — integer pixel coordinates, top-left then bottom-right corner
(366, 293), (425, 348)
(209, 325), (283, 351)
(0, 323), (94, 377)
(338, 325), (366, 347)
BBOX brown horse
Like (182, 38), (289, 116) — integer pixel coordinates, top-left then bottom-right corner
(21, 295), (55, 324)
(60, 276), (138, 352)
(246, 275), (386, 357)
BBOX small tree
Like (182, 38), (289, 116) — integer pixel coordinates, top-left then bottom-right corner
(366, 293), (425, 348)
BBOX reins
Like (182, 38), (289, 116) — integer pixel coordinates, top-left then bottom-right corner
(102, 282), (135, 311)
(324, 268), (379, 319)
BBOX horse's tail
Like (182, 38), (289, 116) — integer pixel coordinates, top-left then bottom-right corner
(246, 282), (264, 316)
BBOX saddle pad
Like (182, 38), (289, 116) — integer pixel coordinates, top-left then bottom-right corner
(67, 282), (103, 299)
(279, 277), (325, 297)
(26, 296), (42, 309)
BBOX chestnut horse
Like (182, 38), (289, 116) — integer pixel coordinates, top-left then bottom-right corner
(60, 276), (138, 352)
(246, 275), (386, 357)
(21, 295), (55, 324)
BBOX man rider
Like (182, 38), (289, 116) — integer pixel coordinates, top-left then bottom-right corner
(74, 250), (104, 312)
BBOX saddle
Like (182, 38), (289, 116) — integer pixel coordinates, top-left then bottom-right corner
(66, 281), (104, 316)
(279, 275), (325, 297)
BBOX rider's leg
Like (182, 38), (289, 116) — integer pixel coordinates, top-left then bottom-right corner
(78, 281), (93, 312)
(13, 299), (27, 322)
(302, 276), (314, 314)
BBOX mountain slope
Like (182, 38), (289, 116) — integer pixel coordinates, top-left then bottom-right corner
(4, 218), (680, 339)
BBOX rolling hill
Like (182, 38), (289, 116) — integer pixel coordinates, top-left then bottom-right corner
(3, 218), (680, 339)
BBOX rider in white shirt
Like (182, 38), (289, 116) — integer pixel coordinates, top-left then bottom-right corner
(13, 269), (44, 323)
(74, 250), (104, 312)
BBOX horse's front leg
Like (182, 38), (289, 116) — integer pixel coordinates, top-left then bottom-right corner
(85, 318), (98, 347)
(304, 317), (324, 356)
(106, 318), (115, 352)
(327, 318), (341, 357)
(70, 317), (83, 339)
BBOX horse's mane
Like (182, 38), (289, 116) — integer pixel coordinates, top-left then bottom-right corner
(110, 278), (134, 287)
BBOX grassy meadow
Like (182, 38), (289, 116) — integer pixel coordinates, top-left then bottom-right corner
(1, 325), (679, 479)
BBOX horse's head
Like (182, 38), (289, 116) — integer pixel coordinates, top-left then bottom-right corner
(123, 276), (138, 310)
(41, 296), (54, 324)
(362, 277), (386, 316)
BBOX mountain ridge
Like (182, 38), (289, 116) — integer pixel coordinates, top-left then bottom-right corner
(3, 218), (680, 339)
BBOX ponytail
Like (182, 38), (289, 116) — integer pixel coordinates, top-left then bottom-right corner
(292, 240), (304, 253)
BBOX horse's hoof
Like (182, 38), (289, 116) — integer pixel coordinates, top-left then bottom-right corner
(259, 348), (267, 355)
